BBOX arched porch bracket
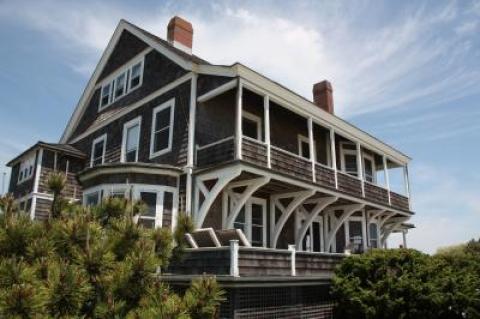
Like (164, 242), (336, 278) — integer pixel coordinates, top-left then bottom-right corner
(194, 166), (242, 228)
(380, 217), (409, 247)
(271, 190), (315, 248)
(295, 196), (338, 249)
(325, 204), (365, 252)
(225, 176), (271, 228)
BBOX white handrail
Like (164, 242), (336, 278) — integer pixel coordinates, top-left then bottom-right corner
(196, 136), (234, 151)
(270, 145), (312, 162)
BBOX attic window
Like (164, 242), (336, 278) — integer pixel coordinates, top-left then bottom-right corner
(98, 57), (145, 111)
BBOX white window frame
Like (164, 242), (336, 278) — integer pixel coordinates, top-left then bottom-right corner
(362, 153), (377, 184)
(231, 197), (267, 247)
(128, 60), (145, 91)
(340, 142), (358, 177)
(81, 183), (178, 230)
(121, 116), (142, 163)
(297, 134), (315, 161)
(242, 110), (262, 141)
(368, 221), (379, 248)
(344, 213), (367, 252)
(98, 53), (146, 112)
(90, 134), (107, 167)
(150, 98), (175, 159)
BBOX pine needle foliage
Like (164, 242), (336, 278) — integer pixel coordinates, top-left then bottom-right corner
(0, 193), (225, 318)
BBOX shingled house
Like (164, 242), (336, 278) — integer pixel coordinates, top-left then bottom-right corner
(6, 16), (414, 318)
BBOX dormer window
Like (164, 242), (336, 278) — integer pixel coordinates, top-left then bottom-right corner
(98, 57), (144, 111)
(100, 83), (112, 108)
(129, 62), (142, 90)
(114, 72), (127, 99)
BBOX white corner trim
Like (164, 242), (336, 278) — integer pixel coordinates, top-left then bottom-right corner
(149, 98), (175, 159)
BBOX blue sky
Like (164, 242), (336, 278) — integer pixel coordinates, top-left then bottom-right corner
(0, 0), (479, 253)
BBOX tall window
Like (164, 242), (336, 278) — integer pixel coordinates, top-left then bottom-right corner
(129, 61), (143, 90)
(122, 117), (141, 163)
(100, 83), (112, 108)
(150, 99), (174, 158)
(90, 134), (107, 167)
(369, 223), (378, 248)
(242, 111), (262, 141)
(114, 72), (127, 99)
(232, 198), (266, 247)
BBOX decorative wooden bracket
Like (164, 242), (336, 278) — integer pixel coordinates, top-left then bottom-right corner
(194, 167), (242, 228)
(325, 203), (365, 252)
(225, 176), (271, 228)
(270, 190), (315, 248)
(380, 216), (409, 247)
(295, 196), (338, 250)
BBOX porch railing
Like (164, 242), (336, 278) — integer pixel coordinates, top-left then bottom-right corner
(195, 136), (410, 211)
(165, 241), (344, 278)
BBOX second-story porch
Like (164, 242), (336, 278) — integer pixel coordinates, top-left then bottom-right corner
(191, 78), (413, 253)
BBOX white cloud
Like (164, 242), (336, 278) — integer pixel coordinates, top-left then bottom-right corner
(1, 1), (479, 117)
(389, 163), (480, 254)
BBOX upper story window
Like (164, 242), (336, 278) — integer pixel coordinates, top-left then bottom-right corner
(17, 154), (35, 184)
(150, 99), (175, 158)
(122, 117), (141, 163)
(90, 134), (107, 167)
(298, 135), (314, 160)
(242, 111), (262, 141)
(340, 143), (358, 177)
(363, 154), (376, 183)
(98, 58), (144, 111)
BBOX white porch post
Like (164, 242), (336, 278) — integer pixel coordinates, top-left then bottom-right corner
(185, 73), (198, 216)
(383, 156), (391, 205)
(329, 128), (338, 189)
(235, 80), (243, 160)
(308, 118), (316, 182)
(402, 230), (408, 248)
(356, 142), (365, 197)
(230, 240), (239, 277)
(264, 95), (271, 168)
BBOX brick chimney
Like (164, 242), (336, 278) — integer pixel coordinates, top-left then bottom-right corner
(313, 80), (334, 114)
(167, 16), (193, 54)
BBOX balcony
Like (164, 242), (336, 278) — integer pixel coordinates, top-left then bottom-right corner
(195, 137), (410, 212)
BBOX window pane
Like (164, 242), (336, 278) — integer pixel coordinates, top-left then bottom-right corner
(126, 124), (139, 150)
(140, 192), (157, 217)
(93, 141), (104, 166)
(242, 118), (258, 140)
(251, 204), (263, 226)
(345, 154), (358, 176)
(233, 208), (246, 234)
(130, 63), (142, 88)
(138, 219), (155, 228)
(313, 221), (321, 252)
(349, 221), (363, 253)
(101, 83), (111, 106)
(125, 150), (136, 163)
(364, 158), (374, 182)
(155, 108), (171, 131)
(162, 192), (173, 228)
(301, 141), (310, 158)
(251, 226), (263, 246)
(115, 73), (126, 98)
(86, 192), (99, 206)
(154, 129), (169, 153)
